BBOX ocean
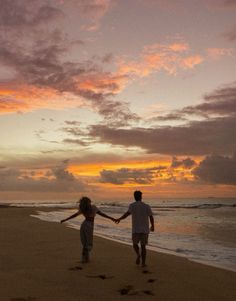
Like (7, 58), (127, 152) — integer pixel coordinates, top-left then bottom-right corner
(3, 198), (236, 272)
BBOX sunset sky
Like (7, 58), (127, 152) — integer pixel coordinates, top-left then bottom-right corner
(0, 0), (236, 201)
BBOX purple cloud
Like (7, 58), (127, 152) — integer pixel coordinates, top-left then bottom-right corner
(155, 82), (236, 121)
(89, 114), (236, 155)
(223, 25), (236, 42)
(171, 157), (196, 169)
(193, 154), (236, 185)
(0, 163), (85, 192)
(0, 0), (63, 28)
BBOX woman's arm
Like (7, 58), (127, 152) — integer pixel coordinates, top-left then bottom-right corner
(60, 210), (80, 223)
(97, 210), (116, 222)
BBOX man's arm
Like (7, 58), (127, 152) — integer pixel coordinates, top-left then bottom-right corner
(61, 210), (80, 223)
(115, 211), (131, 223)
(149, 215), (154, 231)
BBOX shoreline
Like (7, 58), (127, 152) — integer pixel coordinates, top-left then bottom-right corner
(1, 207), (236, 301)
(31, 207), (236, 273)
(6, 204), (236, 272)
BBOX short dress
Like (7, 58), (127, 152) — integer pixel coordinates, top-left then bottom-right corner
(80, 205), (98, 251)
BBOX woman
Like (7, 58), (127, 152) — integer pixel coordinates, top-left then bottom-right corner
(61, 196), (115, 263)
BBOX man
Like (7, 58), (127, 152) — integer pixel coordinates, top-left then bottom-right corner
(116, 190), (154, 267)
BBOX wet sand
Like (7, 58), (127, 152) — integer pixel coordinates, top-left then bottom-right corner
(0, 207), (236, 301)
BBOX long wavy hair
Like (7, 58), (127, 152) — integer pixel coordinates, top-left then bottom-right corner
(78, 196), (92, 215)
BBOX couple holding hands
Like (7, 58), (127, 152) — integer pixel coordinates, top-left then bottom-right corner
(60, 190), (155, 267)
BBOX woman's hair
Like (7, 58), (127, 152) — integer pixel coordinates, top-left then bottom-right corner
(79, 196), (92, 214)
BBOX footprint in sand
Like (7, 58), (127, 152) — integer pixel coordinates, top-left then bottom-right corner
(118, 286), (155, 296)
(147, 278), (156, 283)
(86, 274), (114, 280)
(10, 297), (36, 301)
(143, 290), (155, 296)
(68, 266), (83, 271)
(118, 285), (134, 295)
(142, 269), (153, 274)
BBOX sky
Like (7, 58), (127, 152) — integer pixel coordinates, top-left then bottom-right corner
(0, 0), (236, 201)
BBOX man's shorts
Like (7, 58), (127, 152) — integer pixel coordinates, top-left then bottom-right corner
(132, 233), (149, 245)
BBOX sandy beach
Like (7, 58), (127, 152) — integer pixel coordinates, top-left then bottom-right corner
(1, 207), (236, 301)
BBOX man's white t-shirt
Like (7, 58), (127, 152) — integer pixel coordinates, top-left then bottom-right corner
(128, 201), (153, 234)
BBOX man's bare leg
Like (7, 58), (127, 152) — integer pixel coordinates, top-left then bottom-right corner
(141, 244), (147, 267)
(133, 243), (140, 264)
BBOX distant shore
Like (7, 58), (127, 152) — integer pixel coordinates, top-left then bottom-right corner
(0, 207), (236, 301)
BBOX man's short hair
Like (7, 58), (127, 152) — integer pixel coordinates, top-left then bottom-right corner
(134, 190), (142, 201)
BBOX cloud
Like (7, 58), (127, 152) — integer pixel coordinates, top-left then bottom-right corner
(155, 82), (236, 121)
(82, 0), (113, 31)
(0, 0), (64, 28)
(207, 0), (236, 9)
(52, 165), (76, 181)
(118, 41), (204, 77)
(64, 0), (113, 31)
(0, 96), (30, 114)
(62, 125), (97, 146)
(0, 0), (136, 126)
(53, 81), (235, 155)
(0, 1), (230, 129)
(171, 157), (196, 169)
(79, 0), (112, 19)
(0, 163), (85, 192)
(193, 154), (236, 185)
(64, 121), (82, 126)
(207, 47), (233, 60)
(100, 166), (166, 185)
(75, 72), (128, 94)
(223, 0), (236, 7)
(0, 4), (136, 125)
(150, 112), (187, 122)
(0, 84), (84, 114)
(223, 25), (236, 42)
(181, 55), (204, 69)
(47, 0), (114, 32)
(63, 138), (90, 146)
(182, 82), (236, 117)
(89, 115), (236, 155)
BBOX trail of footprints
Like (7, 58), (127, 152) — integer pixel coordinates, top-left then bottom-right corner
(68, 266), (156, 296)
(9, 267), (156, 300)
(10, 296), (37, 301)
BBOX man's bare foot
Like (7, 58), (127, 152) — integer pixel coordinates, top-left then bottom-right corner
(136, 255), (141, 265)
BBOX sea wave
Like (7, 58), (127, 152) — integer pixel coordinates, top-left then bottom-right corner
(152, 203), (236, 210)
(1, 200), (236, 210)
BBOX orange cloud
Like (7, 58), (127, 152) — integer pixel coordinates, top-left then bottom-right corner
(181, 55), (204, 69)
(0, 70), (130, 115)
(67, 158), (199, 187)
(0, 84), (83, 114)
(118, 42), (204, 77)
(168, 43), (189, 52)
(74, 72), (128, 94)
(68, 160), (169, 176)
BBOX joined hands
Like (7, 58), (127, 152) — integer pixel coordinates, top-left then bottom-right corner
(110, 218), (121, 224)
